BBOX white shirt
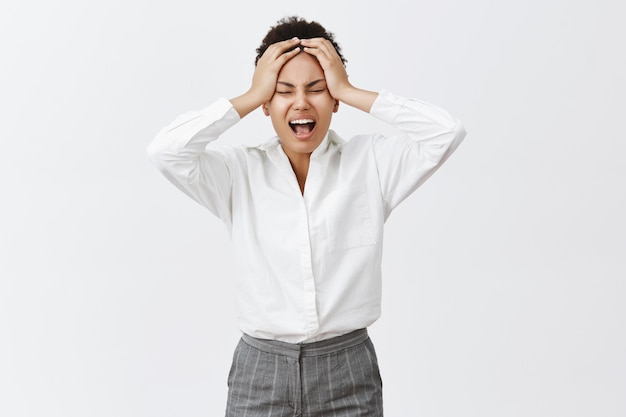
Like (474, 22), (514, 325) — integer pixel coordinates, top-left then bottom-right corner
(148, 90), (465, 343)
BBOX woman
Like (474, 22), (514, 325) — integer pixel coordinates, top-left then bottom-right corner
(148, 16), (465, 417)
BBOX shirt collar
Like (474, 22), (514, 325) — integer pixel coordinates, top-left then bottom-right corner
(310, 131), (331, 159)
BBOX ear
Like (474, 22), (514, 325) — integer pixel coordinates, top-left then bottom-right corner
(333, 99), (340, 113)
(262, 103), (270, 116)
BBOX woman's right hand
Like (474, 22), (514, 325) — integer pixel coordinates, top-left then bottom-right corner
(230, 38), (302, 118)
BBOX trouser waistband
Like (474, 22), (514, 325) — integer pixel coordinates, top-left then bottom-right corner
(241, 329), (369, 359)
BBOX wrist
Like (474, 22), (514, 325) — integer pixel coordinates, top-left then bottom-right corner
(230, 90), (266, 119)
(337, 86), (378, 113)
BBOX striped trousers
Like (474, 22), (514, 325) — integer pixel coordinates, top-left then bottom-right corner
(225, 329), (384, 416)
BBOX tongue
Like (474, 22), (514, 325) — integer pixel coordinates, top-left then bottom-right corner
(293, 124), (312, 135)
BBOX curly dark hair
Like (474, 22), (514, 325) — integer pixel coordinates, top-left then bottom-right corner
(255, 16), (347, 67)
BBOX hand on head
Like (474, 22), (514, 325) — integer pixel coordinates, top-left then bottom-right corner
(250, 38), (303, 104)
(251, 37), (351, 104)
(232, 35), (374, 118)
(299, 38), (351, 101)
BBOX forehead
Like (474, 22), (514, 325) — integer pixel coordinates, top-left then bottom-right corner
(277, 53), (325, 84)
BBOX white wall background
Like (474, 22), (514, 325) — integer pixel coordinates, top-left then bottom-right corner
(1, 0), (624, 416)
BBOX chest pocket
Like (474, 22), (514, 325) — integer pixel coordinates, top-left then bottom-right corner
(324, 183), (377, 252)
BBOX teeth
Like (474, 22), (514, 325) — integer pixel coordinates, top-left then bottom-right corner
(289, 119), (314, 125)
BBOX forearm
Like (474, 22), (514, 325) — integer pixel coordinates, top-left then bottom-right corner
(371, 90), (466, 211)
(147, 98), (239, 218)
(371, 90), (465, 147)
(336, 85), (379, 113)
(147, 98), (239, 171)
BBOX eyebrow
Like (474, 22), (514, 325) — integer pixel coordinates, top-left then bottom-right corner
(276, 79), (326, 88)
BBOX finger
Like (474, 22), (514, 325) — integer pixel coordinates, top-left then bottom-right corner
(275, 45), (302, 64)
(300, 37), (326, 44)
(299, 38), (332, 50)
(257, 40), (301, 70)
(301, 44), (337, 66)
(300, 38), (338, 60)
(265, 37), (302, 57)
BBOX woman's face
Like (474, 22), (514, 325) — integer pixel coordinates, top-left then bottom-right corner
(263, 52), (339, 162)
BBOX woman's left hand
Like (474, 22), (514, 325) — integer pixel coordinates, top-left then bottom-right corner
(300, 38), (351, 100)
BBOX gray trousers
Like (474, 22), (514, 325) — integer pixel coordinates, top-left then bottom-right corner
(225, 329), (384, 417)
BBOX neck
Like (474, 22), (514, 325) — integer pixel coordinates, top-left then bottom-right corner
(288, 154), (310, 195)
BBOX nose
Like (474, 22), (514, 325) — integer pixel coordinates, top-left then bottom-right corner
(293, 90), (310, 110)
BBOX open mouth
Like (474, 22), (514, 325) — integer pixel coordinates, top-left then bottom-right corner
(289, 119), (316, 136)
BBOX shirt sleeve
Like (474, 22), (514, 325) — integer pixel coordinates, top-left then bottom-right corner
(147, 98), (241, 223)
(369, 90), (466, 214)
